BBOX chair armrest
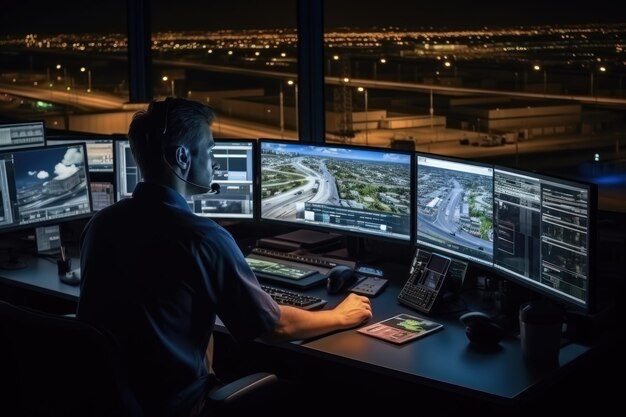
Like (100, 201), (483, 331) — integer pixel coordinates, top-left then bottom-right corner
(208, 372), (277, 405)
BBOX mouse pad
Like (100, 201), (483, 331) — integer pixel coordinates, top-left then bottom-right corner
(358, 313), (443, 344)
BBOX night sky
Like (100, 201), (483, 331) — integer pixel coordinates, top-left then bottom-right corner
(1, 0), (625, 35)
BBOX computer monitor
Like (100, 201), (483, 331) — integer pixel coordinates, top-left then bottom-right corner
(0, 120), (46, 150)
(415, 153), (494, 267)
(187, 139), (255, 220)
(46, 135), (115, 173)
(47, 135), (119, 211)
(493, 166), (596, 311)
(0, 143), (92, 233)
(259, 140), (413, 242)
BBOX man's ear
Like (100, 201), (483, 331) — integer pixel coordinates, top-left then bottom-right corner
(175, 146), (190, 170)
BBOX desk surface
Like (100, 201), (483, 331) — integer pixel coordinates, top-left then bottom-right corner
(297, 282), (590, 404)
(0, 252), (592, 406)
(0, 255), (79, 302)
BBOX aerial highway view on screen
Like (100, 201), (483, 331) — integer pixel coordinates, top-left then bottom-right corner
(261, 142), (411, 239)
(13, 145), (91, 225)
(416, 155), (494, 265)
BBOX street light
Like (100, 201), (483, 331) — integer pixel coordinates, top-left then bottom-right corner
(279, 82), (284, 138)
(590, 66), (607, 96)
(288, 80), (298, 135)
(80, 67), (91, 92)
(162, 76), (174, 97)
(533, 65), (546, 93)
(357, 87), (368, 145)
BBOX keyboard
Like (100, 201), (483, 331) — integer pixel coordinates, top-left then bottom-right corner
(261, 285), (327, 310)
(250, 247), (338, 269)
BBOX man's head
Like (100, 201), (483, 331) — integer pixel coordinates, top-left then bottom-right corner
(128, 98), (218, 195)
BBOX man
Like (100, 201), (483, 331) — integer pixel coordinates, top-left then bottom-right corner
(77, 98), (372, 417)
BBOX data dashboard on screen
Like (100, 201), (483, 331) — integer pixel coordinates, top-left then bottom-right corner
(47, 136), (114, 172)
(415, 153), (494, 266)
(0, 120), (46, 150)
(493, 166), (595, 310)
(187, 139), (255, 219)
(260, 140), (412, 241)
(0, 144), (92, 232)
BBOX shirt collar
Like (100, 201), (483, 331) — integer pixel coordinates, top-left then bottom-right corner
(132, 182), (192, 213)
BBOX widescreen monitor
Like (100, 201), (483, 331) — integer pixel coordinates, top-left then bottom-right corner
(0, 120), (46, 150)
(259, 140), (413, 242)
(493, 166), (596, 311)
(0, 143), (92, 233)
(415, 153), (494, 267)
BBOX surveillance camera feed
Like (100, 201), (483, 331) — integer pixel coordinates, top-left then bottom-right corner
(493, 167), (593, 309)
(0, 144), (92, 231)
(260, 140), (412, 241)
(415, 154), (494, 266)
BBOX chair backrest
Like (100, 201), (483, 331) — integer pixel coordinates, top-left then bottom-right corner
(0, 300), (143, 417)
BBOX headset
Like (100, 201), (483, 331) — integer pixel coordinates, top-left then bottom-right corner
(155, 98), (220, 195)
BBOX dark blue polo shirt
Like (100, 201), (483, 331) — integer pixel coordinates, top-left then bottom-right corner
(77, 182), (280, 416)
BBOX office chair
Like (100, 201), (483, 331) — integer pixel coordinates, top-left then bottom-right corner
(0, 301), (277, 417)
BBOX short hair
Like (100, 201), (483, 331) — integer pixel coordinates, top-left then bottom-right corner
(128, 98), (216, 180)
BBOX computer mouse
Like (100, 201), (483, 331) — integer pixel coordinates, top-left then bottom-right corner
(60, 270), (81, 286)
(326, 265), (357, 294)
(459, 311), (504, 347)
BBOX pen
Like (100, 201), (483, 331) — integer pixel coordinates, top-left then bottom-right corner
(60, 246), (66, 262)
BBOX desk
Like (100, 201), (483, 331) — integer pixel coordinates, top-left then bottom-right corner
(0, 255), (79, 303)
(294, 281), (591, 406)
(0, 252), (597, 410)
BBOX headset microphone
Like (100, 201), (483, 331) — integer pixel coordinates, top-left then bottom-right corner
(163, 150), (220, 195)
(208, 183), (220, 195)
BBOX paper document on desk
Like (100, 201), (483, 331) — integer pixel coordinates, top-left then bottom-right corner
(358, 314), (443, 344)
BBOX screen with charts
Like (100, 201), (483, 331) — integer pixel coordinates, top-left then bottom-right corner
(0, 143), (92, 232)
(260, 140), (413, 242)
(493, 166), (595, 311)
(0, 120), (46, 150)
(415, 153), (494, 267)
(47, 136), (115, 172)
(187, 139), (255, 220)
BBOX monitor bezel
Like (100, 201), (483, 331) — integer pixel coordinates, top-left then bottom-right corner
(0, 142), (94, 234)
(492, 164), (597, 313)
(415, 151), (495, 268)
(257, 138), (415, 244)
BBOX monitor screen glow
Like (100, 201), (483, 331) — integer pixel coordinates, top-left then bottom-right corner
(0, 120), (46, 151)
(493, 166), (594, 310)
(260, 140), (412, 242)
(0, 143), (92, 232)
(47, 136), (114, 172)
(187, 139), (255, 220)
(415, 153), (494, 266)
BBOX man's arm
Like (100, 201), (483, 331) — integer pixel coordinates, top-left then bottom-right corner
(259, 293), (372, 343)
